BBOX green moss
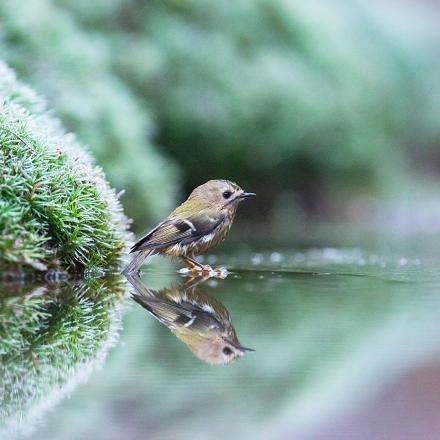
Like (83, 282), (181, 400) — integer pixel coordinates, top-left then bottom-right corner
(0, 63), (129, 272)
(0, 276), (127, 438)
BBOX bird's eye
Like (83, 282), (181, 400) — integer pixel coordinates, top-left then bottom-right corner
(222, 190), (232, 199)
(223, 346), (233, 355)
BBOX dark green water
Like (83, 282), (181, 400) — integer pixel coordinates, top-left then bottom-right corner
(2, 248), (440, 440)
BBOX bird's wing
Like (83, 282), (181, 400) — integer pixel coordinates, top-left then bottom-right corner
(132, 294), (193, 328)
(130, 211), (225, 253)
(132, 294), (222, 331)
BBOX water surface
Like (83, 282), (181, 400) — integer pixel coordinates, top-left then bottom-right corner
(2, 248), (440, 439)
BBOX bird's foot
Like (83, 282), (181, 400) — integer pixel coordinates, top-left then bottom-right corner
(181, 256), (229, 278)
(179, 264), (229, 279)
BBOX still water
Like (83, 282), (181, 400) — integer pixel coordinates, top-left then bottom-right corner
(2, 248), (440, 440)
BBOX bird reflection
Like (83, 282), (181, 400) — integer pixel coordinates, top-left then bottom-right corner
(126, 275), (254, 365)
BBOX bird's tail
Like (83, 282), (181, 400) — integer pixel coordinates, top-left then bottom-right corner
(122, 250), (152, 276)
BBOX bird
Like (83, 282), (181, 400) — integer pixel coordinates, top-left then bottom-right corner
(122, 179), (255, 276)
(127, 275), (254, 365)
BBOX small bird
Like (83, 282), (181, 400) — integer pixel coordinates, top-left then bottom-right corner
(123, 179), (255, 275)
(127, 275), (254, 365)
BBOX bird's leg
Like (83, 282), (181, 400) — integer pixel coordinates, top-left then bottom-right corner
(181, 255), (211, 271)
(180, 255), (228, 279)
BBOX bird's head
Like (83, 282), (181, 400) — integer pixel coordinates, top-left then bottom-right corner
(179, 331), (254, 365)
(189, 179), (255, 210)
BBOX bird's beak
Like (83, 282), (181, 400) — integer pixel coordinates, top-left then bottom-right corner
(238, 191), (256, 199)
(225, 337), (255, 352)
(235, 343), (255, 352)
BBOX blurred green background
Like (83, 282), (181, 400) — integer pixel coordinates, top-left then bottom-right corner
(1, 0), (439, 234)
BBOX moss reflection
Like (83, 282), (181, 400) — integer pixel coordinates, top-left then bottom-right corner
(0, 276), (127, 438)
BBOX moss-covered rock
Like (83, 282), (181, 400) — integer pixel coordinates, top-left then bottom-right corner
(0, 276), (127, 439)
(0, 63), (129, 272)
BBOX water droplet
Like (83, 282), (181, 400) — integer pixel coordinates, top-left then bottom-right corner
(399, 257), (408, 266)
(269, 252), (282, 263)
